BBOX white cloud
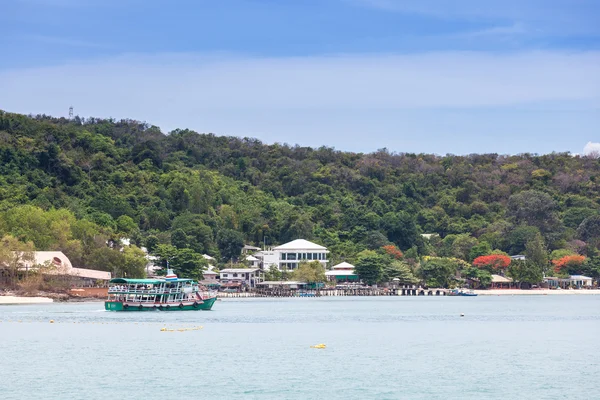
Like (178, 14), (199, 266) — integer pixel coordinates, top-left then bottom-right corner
(583, 142), (600, 156)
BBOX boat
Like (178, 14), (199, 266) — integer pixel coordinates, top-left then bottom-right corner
(105, 270), (218, 311)
(448, 288), (478, 297)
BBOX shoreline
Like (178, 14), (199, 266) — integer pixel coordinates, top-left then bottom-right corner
(474, 289), (600, 296)
(2, 289), (599, 304)
(0, 296), (54, 305)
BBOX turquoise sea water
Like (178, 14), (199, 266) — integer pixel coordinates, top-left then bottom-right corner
(2, 296), (599, 400)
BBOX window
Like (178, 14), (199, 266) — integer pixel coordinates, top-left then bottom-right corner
(287, 253), (296, 260)
(282, 253), (287, 260)
(222, 274), (228, 277)
(233, 273), (238, 277)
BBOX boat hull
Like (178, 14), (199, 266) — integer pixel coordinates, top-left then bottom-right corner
(105, 297), (217, 311)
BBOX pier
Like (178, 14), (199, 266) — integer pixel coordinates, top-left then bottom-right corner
(218, 287), (448, 298)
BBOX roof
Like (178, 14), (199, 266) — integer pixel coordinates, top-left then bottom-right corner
(325, 270), (358, 277)
(202, 254), (216, 260)
(70, 267), (111, 280)
(220, 268), (259, 273)
(109, 278), (195, 284)
(569, 275), (592, 280)
(257, 281), (306, 286)
(246, 255), (259, 261)
(273, 239), (328, 251)
(243, 245), (261, 250)
(203, 270), (218, 276)
(331, 262), (355, 270)
(491, 274), (513, 283)
(18, 251), (111, 280)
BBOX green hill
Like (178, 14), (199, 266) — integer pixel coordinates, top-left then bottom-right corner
(0, 110), (599, 280)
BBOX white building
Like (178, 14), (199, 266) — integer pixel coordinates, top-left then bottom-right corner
(273, 239), (329, 271)
(325, 262), (359, 282)
(242, 245), (261, 255)
(5, 251), (111, 286)
(561, 275), (593, 288)
(245, 255), (260, 268)
(219, 268), (262, 288)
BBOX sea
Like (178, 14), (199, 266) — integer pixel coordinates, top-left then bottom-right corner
(2, 296), (599, 400)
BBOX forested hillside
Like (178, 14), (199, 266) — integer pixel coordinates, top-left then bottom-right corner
(0, 110), (599, 282)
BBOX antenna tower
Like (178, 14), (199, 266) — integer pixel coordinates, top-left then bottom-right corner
(68, 106), (73, 119)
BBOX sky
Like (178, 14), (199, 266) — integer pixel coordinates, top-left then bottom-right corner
(0, 0), (599, 155)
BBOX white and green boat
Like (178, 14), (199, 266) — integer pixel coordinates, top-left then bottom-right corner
(105, 271), (217, 311)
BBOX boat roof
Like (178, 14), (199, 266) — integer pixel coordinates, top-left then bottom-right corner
(109, 278), (195, 284)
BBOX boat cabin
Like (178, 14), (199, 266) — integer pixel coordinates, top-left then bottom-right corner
(107, 278), (200, 306)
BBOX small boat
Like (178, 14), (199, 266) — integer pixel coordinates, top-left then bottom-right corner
(105, 270), (218, 311)
(448, 288), (478, 297)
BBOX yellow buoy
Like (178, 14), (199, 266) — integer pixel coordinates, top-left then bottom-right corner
(50, 320), (54, 323)
(310, 344), (326, 349)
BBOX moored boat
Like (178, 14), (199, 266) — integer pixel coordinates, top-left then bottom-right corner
(448, 288), (478, 297)
(105, 271), (217, 311)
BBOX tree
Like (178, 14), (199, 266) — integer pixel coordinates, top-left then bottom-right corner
(0, 235), (36, 286)
(552, 255), (586, 276)
(450, 234), (478, 261)
(116, 215), (138, 235)
(581, 257), (600, 280)
(382, 211), (419, 250)
(525, 233), (548, 273)
(382, 244), (403, 260)
(473, 254), (511, 271)
(381, 260), (418, 284)
(145, 235), (159, 253)
(550, 249), (576, 262)
(217, 229), (244, 262)
(419, 257), (461, 288)
(171, 229), (188, 249)
(468, 241), (492, 262)
(153, 244), (207, 280)
(507, 225), (541, 255)
(463, 266), (492, 288)
(362, 231), (389, 250)
(507, 190), (561, 234)
(121, 245), (148, 278)
(354, 250), (385, 285)
(507, 261), (543, 288)
(292, 261), (326, 283)
(264, 265), (283, 281)
(577, 215), (600, 242)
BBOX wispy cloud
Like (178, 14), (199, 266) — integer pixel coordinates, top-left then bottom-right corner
(26, 34), (112, 49)
(463, 22), (527, 37)
(0, 51), (598, 154)
(350, 0), (600, 35)
(11, 0), (102, 7)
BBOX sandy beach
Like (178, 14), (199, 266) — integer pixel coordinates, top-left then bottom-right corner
(0, 296), (54, 305)
(474, 289), (600, 296)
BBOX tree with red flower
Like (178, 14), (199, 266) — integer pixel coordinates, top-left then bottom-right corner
(473, 254), (511, 271)
(552, 255), (586, 274)
(382, 244), (404, 260)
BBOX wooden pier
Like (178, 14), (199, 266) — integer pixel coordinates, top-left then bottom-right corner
(218, 287), (448, 298)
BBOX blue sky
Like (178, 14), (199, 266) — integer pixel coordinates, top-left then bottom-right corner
(1, 0), (599, 155)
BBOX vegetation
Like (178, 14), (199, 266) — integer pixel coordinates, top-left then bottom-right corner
(292, 261), (326, 284)
(0, 110), (599, 286)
